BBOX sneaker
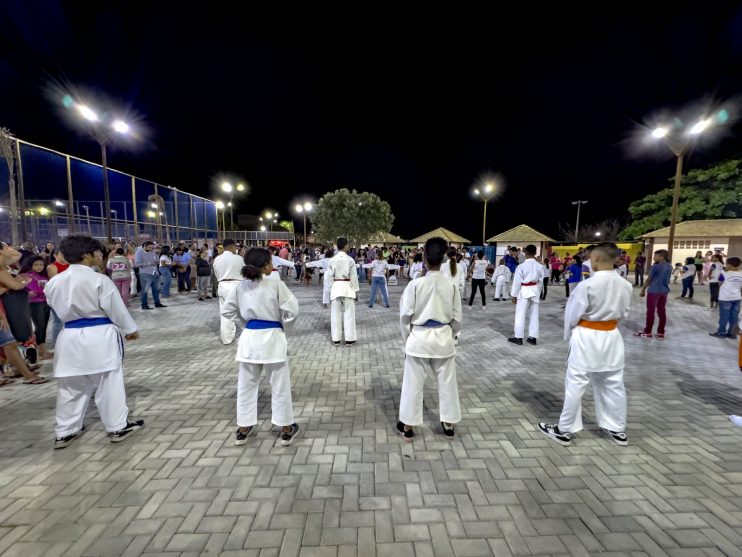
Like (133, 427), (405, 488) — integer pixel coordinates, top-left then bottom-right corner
(54, 430), (82, 449)
(709, 332), (726, 338)
(26, 346), (38, 365)
(527, 337), (537, 345)
(279, 423), (300, 446)
(155, 303), (167, 308)
(507, 337), (523, 345)
(633, 331), (652, 339)
(602, 428), (628, 446)
(655, 333), (665, 340)
(332, 341), (340, 346)
(441, 422), (455, 440)
(205, 296), (213, 300)
(396, 421), (413, 443)
(198, 297), (204, 301)
(537, 422), (571, 446)
(109, 419), (144, 443)
(235, 426), (255, 446)
(345, 341), (356, 347)
(726, 334), (737, 339)
(142, 306), (152, 310)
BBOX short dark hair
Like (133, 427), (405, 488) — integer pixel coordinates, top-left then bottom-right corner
(592, 242), (620, 261)
(524, 244), (537, 256)
(727, 256), (741, 267)
(242, 247), (271, 280)
(60, 235), (103, 264)
(116, 248), (124, 255)
(477, 250), (484, 259)
(424, 237), (447, 268)
(654, 249), (668, 261)
(337, 237), (348, 251)
(223, 239), (236, 249)
(20, 255), (47, 276)
(142, 241), (154, 247)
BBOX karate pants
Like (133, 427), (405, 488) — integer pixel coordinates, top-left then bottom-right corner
(331, 297), (356, 342)
(237, 361), (295, 427)
(495, 276), (507, 299)
(218, 281), (239, 345)
(514, 297), (539, 339)
(558, 364), (626, 434)
(55, 367), (129, 437)
(399, 355), (461, 426)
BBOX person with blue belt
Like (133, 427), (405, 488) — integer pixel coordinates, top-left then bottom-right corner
(221, 247), (301, 447)
(45, 235), (143, 449)
(397, 237), (463, 442)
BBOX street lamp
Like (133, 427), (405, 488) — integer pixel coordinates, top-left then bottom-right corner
(219, 181), (247, 231)
(571, 200), (588, 243)
(71, 101), (132, 243)
(82, 205), (92, 235)
(645, 108), (727, 261)
(472, 182), (496, 245)
(216, 200), (226, 237)
(294, 201), (313, 245)
(111, 209), (118, 239)
(594, 231), (601, 239)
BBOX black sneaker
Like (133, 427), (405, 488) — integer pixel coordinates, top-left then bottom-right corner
(25, 346), (38, 365)
(527, 337), (537, 345)
(54, 429), (83, 449)
(709, 332), (725, 338)
(155, 303), (167, 308)
(601, 428), (628, 446)
(396, 421), (413, 443)
(441, 422), (455, 440)
(345, 341), (356, 347)
(142, 306), (152, 310)
(235, 426), (255, 446)
(537, 423), (571, 446)
(508, 337), (523, 345)
(109, 419), (144, 443)
(279, 423), (300, 446)
(332, 341), (340, 346)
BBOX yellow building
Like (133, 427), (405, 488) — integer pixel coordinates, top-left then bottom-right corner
(639, 219), (742, 264)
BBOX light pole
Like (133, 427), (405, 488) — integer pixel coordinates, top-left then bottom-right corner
(294, 201), (313, 245)
(216, 201), (225, 238)
(220, 182), (246, 231)
(472, 182), (496, 245)
(72, 103), (131, 244)
(82, 205), (92, 235)
(54, 200), (65, 242)
(571, 200), (588, 243)
(111, 209), (118, 239)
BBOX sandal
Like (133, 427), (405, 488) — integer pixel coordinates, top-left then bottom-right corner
(23, 376), (48, 385)
(0, 378), (14, 387)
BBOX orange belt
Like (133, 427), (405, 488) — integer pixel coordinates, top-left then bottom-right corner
(578, 319), (618, 331)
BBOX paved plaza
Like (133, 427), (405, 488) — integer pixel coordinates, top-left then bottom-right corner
(1, 277), (742, 557)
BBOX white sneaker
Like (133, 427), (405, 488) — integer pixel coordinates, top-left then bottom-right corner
(729, 415), (742, 427)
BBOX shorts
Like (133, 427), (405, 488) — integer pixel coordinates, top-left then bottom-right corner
(695, 264), (703, 272)
(0, 327), (16, 347)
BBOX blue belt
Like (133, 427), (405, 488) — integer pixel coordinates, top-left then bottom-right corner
(422, 319), (447, 328)
(246, 319), (283, 330)
(65, 317), (113, 329)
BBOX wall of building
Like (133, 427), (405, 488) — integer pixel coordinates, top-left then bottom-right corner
(652, 236), (728, 265)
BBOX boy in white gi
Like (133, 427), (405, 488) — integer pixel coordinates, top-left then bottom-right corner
(397, 237), (463, 441)
(508, 244), (544, 346)
(492, 259), (511, 302)
(46, 236), (143, 449)
(213, 239), (244, 345)
(326, 237), (360, 346)
(538, 242), (632, 446)
(222, 247), (301, 446)
(305, 249), (335, 307)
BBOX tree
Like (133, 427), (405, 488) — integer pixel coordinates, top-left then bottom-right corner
(313, 188), (394, 246)
(559, 219), (623, 242)
(619, 158), (742, 240)
(0, 128), (18, 245)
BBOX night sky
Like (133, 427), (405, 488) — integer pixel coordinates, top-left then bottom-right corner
(2, 4), (742, 242)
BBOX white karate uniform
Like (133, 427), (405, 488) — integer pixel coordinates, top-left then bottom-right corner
(559, 270), (632, 434)
(213, 250), (244, 344)
(266, 255), (295, 281)
(399, 271), (462, 426)
(45, 264), (138, 437)
(222, 276), (299, 427)
(441, 260), (465, 297)
(306, 258), (332, 304)
(510, 258), (544, 339)
(493, 265), (512, 299)
(327, 251), (360, 342)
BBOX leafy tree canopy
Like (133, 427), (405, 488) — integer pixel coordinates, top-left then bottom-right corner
(313, 188), (394, 246)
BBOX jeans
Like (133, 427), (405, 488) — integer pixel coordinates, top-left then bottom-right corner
(177, 267), (191, 292)
(358, 266), (366, 282)
(709, 282), (720, 304)
(197, 275), (211, 298)
(635, 266), (644, 286)
(140, 272), (162, 307)
(469, 279), (486, 306)
(718, 300), (740, 336)
(681, 276), (694, 298)
(643, 292), (668, 335)
(368, 276), (389, 307)
(160, 267), (172, 297)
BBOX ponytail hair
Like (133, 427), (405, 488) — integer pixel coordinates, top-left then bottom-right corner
(242, 247), (271, 281)
(447, 247), (457, 277)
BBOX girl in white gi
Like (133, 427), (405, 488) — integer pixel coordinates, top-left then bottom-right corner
(45, 236), (143, 449)
(441, 247), (465, 296)
(538, 242), (632, 447)
(265, 246), (296, 281)
(305, 248), (334, 307)
(222, 247), (301, 446)
(492, 259), (511, 302)
(397, 237), (463, 442)
(508, 245), (544, 346)
(326, 237), (360, 346)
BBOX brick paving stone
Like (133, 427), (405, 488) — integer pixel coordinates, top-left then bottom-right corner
(0, 282), (741, 555)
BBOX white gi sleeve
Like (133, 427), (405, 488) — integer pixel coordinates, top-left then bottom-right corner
(350, 260), (360, 293)
(273, 255), (295, 268)
(100, 277), (137, 335)
(221, 284), (241, 324)
(563, 281), (589, 341)
(510, 265), (523, 298)
(399, 281), (415, 343)
(450, 283), (462, 337)
(326, 260), (335, 290)
(277, 281), (300, 330)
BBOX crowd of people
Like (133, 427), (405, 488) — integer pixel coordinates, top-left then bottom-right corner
(2, 232), (741, 450)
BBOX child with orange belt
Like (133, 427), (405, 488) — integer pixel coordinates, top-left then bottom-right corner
(538, 242), (633, 447)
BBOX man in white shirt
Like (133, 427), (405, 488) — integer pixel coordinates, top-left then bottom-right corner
(45, 235), (143, 449)
(326, 237), (360, 346)
(212, 239), (244, 344)
(509, 244), (544, 345)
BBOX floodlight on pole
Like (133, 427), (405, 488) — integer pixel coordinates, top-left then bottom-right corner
(472, 181), (497, 245)
(77, 105), (98, 122)
(221, 182), (233, 193)
(571, 200), (588, 242)
(112, 120), (129, 134)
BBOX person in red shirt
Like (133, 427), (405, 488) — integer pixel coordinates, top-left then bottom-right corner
(549, 252), (563, 284)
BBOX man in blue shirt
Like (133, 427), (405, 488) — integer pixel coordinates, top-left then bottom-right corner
(635, 249), (672, 339)
(135, 241), (166, 310)
(504, 248), (518, 274)
(172, 246), (193, 293)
